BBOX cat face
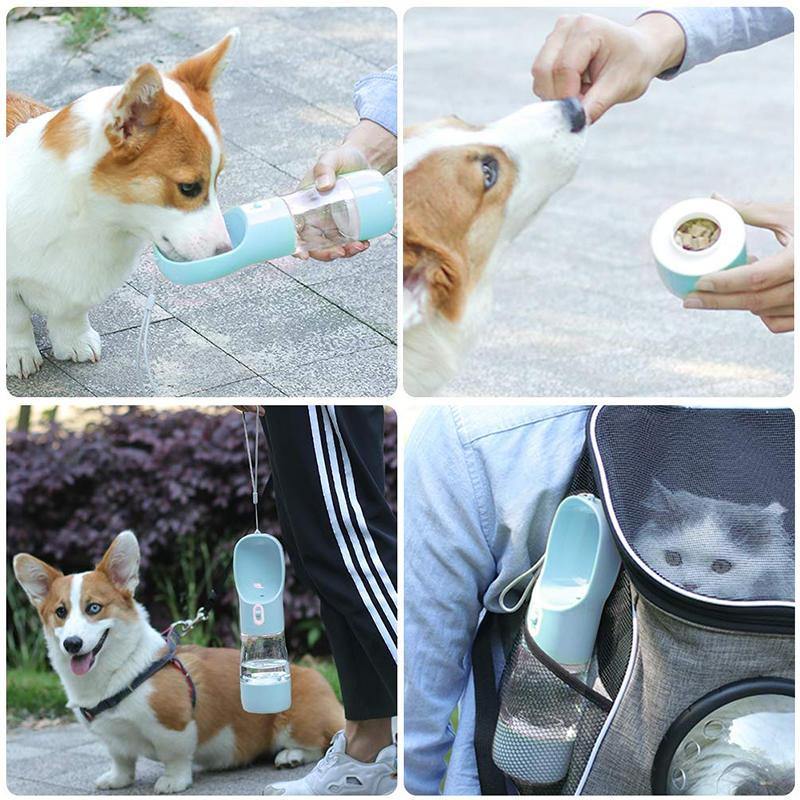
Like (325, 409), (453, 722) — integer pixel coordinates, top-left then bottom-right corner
(635, 480), (790, 600)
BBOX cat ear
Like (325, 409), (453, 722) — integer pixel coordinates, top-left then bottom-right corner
(643, 479), (673, 511)
(765, 501), (787, 517)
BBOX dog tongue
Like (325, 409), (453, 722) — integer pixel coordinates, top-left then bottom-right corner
(70, 653), (93, 676)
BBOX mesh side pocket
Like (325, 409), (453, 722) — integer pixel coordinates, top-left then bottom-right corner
(493, 630), (611, 794)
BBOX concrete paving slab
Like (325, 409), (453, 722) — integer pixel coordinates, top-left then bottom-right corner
(7, 7), (397, 398)
(6, 722), (317, 796)
(405, 7), (793, 396)
(271, 345), (397, 397)
(186, 376), (284, 398)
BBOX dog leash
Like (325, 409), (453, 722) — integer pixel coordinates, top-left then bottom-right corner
(78, 610), (206, 723)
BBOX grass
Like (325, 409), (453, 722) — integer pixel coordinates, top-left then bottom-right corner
(7, 659), (341, 725)
(58, 7), (150, 51)
(7, 669), (68, 724)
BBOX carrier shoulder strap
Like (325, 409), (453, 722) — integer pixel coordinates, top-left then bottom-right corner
(472, 435), (596, 794)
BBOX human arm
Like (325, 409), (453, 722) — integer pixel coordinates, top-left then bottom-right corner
(301, 67), (397, 261)
(403, 407), (496, 795)
(532, 8), (794, 122)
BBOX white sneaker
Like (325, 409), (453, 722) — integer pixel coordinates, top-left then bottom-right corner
(264, 731), (397, 795)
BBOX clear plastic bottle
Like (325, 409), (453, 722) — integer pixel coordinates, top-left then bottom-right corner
(240, 631), (291, 687)
(283, 181), (361, 255)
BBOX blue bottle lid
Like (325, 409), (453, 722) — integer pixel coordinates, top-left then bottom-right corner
(234, 532), (286, 636)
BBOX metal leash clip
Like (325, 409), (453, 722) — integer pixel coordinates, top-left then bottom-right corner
(171, 607), (209, 638)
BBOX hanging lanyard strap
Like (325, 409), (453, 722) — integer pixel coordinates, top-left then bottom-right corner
(241, 410), (261, 533)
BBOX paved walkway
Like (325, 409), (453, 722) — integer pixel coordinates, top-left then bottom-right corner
(7, 8), (397, 397)
(7, 722), (313, 795)
(405, 8), (793, 396)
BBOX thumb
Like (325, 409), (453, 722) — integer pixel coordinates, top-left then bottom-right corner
(312, 152), (340, 192)
(582, 78), (615, 123)
(712, 193), (793, 242)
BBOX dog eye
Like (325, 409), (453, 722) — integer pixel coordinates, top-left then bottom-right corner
(55, 605), (68, 619)
(481, 157), (499, 190)
(712, 559), (732, 574)
(86, 603), (103, 615)
(178, 182), (202, 198)
(664, 550), (682, 566)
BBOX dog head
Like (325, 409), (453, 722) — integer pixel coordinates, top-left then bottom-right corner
(47, 30), (240, 261)
(14, 531), (143, 679)
(403, 99), (587, 326)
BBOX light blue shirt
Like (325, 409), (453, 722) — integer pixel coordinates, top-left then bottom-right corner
(648, 6), (794, 78)
(404, 406), (590, 795)
(354, 66), (397, 136)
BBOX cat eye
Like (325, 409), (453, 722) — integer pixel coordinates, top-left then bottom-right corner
(178, 181), (202, 198)
(86, 602), (103, 615)
(712, 559), (732, 574)
(481, 156), (499, 190)
(55, 605), (68, 619)
(664, 550), (682, 566)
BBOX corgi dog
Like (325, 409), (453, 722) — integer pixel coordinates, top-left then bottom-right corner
(403, 100), (587, 395)
(6, 31), (239, 380)
(13, 531), (344, 794)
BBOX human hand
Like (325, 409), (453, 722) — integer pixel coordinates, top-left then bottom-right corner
(234, 405), (264, 416)
(299, 119), (397, 262)
(683, 196), (794, 334)
(531, 12), (686, 122)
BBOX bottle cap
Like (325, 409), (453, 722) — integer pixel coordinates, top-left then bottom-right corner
(340, 169), (396, 241)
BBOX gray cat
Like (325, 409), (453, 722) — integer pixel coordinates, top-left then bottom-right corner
(635, 480), (793, 602)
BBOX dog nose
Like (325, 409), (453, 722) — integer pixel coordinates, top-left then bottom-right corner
(560, 97), (586, 133)
(214, 241), (233, 256)
(64, 636), (83, 654)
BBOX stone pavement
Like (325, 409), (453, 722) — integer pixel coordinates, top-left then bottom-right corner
(7, 7), (397, 398)
(405, 7), (794, 396)
(6, 722), (313, 795)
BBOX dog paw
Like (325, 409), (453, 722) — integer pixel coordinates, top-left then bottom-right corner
(274, 748), (310, 769)
(95, 770), (134, 790)
(51, 327), (101, 364)
(7, 342), (43, 379)
(154, 775), (192, 794)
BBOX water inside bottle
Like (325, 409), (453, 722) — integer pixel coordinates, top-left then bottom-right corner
(240, 657), (291, 685)
(293, 198), (359, 253)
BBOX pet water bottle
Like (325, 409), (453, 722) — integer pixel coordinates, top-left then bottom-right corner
(233, 532), (292, 713)
(522, 494), (621, 785)
(153, 169), (395, 285)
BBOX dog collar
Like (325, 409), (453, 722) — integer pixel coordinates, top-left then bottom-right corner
(79, 628), (196, 723)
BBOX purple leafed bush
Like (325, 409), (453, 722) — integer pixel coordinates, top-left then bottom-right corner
(7, 406), (397, 662)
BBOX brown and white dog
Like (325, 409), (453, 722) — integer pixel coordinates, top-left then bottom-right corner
(13, 531), (344, 794)
(7, 32), (238, 379)
(403, 99), (587, 395)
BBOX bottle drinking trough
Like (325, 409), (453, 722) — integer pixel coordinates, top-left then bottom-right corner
(521, 494), (621, 786)
(233, 532), (292, 713)
(153, 169), (396, 285)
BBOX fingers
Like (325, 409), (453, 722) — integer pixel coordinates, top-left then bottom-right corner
(582, 71), (620, 123)
(304, 241), (370, 263)
(684, 281), (793, 312)
(711, 193), (794, 241)
(692, 250), (793, 295)
(532, 16), (574, 99)
(758, 315), (794, 334)
(312, 151), (340, 192)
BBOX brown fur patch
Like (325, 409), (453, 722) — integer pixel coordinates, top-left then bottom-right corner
(403, 138), (516, 321)
(80, 570), (139, 622)
(42, 104), (89, 158)
(147, 649), (344, 765)
(7, 91), (51, 136)
(37, 574), (73, 628)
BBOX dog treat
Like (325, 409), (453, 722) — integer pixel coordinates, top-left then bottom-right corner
(674, 217), (721, 251)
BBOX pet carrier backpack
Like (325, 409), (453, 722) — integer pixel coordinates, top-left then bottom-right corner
(473, 406), (795, 796)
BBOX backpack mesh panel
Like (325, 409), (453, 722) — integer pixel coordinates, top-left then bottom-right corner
(593, 407), (794, 603)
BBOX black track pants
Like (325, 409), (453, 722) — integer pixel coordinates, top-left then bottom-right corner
(261, 405), (397, 720)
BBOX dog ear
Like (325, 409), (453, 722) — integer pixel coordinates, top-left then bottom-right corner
(106, 63), (165, 154)
(97, 530), (140, 595)
(13, 554), (63, 608)
(170, 28), (239, 92)
(404, 239), (467, 324)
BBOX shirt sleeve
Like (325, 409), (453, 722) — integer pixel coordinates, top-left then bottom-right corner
(643, 7), (794, 79)
(403, 407), (496, 796)
(353, 65), (397, 136)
